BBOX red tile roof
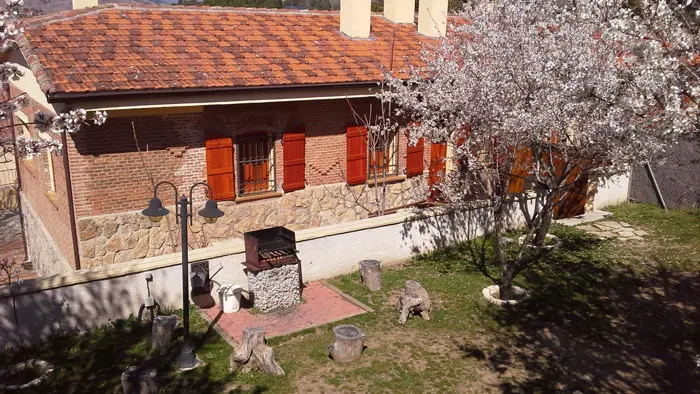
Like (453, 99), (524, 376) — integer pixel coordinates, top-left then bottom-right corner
(18, 4), (436, 96)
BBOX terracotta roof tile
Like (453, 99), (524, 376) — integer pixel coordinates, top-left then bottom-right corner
(19, 4), (438, 95)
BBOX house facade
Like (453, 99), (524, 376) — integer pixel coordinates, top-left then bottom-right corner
(9, 0), (628, 277)
(10, 0), (458, 275)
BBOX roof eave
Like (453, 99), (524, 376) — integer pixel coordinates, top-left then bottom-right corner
(47, 81), (382, 104)
(16, 33), (57, 96)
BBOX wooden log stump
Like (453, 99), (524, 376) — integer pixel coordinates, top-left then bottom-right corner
(230, 327), (285, 376)
(151, 315), (179, 352)
(397, 280), (432, 324)
(359, 260), (382, 291)
(328, 324), (366, 363)
(121, 366), (158, 394)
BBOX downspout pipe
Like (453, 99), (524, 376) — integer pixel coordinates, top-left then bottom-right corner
(61, 129), (81, 270)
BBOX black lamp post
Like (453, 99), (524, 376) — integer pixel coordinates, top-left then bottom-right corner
(141, 181), (224, 370)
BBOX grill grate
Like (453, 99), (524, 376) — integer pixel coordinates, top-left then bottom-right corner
(243, 226), (300, 272)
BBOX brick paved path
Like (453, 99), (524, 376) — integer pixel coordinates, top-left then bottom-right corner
(203, 281), (368, 344)
(576, 220), (649, 241)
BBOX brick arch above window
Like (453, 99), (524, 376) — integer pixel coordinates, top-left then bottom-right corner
(232, 116), (285, 136)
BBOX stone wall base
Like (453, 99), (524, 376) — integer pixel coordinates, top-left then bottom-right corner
(21, 194), (71, 276)
(77, 179), (427, 268)
(247, 264), (301, 313)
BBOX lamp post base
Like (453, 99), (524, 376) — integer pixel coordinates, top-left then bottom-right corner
(178, 343), (203, 371)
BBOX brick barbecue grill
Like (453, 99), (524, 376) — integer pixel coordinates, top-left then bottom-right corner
(243, 227), (300, 272)
(242, 226), (302, 313)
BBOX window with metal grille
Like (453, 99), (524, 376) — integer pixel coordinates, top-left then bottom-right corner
(368, 133), (399, 179)
(238, 136), (276, 196)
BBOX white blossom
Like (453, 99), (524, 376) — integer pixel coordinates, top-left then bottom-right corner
(384, 0), (697, 200)
(34, 109), (108, 134)
(380, 0), (698, 297)
(0, 0), (107, 158)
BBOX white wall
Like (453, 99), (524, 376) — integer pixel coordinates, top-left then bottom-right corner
(0, 180), (629, 347)
(594, 174), (630, 210)
(0, 204), (523, 347)
(8, 50), (64, 114)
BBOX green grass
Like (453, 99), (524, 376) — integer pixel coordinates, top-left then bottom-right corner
(3, 203), (700, 393)
(607, 203), (700, 272)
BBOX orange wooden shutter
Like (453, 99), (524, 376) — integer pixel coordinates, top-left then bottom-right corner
(283, 125), (306, 192)
(369, 147), (389, 175)
(406, 137), (425, 177)
(206, 136), (235, 201)
(346, 126), (368, 185)
(507, 147), (532, 194)
(428, 142), (447, 201)
(553, 156), (589, 219)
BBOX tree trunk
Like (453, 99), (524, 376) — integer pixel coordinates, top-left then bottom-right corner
(493, 200), (507, 268)
(328, 324), (366, 362)
(534, 208), (553, 247)
(359, 260), (382, 291)
(230, 327), (284, 376)
(151, 315), (179, 352)
(121, 366), (158, 394)
(397, 280), (431, 324)
(499, 262), (517, 300)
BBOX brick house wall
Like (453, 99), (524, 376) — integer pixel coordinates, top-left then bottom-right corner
(19, 96), (434, 270)
(69, 97), (421, 218)
(11, 85), (76, 270)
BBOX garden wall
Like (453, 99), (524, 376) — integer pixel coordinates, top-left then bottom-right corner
(593, 174), (630, 210)
(0, 182), (626, 347)
(0, 202), (522, 347)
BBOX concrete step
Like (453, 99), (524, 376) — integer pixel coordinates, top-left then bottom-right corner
(554, 210), (613, 227)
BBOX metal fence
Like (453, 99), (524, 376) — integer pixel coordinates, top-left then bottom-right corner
(630, 136), (700, 209)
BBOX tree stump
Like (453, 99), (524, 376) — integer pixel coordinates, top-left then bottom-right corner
(328, 324), (366, 363)
(230, 327), (284, 376)
(151, 315), (179, 352)
(397, 280), (432, 324)
(121, 366), (158, 394)
(359, 260), (382, 291)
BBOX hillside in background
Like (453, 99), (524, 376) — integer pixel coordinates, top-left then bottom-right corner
(21, 0), (470, 14)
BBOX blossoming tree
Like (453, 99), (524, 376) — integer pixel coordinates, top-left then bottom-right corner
(383, 0), (698, 299)
(0, 0), (106, 159)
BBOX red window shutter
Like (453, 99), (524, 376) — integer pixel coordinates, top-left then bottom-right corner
(428, 142), (447, 202)
(507, 147), (532, 194)
(346, 126), (367, 185)
(406, 137), (425, 177)
(283, 125), (306, 192)
(206, 136), (235, 201)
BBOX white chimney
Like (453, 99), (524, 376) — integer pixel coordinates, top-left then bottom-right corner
(72, 0), (98, 9)
(384, 0), (415, 24)
(418, 0), (448, 37)
(340, 0), (372, 39)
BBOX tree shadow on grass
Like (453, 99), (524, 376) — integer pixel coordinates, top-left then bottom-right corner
(461, 230), (700, 393)
(2, 315), (268, 394)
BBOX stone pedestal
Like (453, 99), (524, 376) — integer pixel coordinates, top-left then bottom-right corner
(247, 264), (300, 313)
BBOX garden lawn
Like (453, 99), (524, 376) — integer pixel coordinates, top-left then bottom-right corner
(2, 203), (699, 393)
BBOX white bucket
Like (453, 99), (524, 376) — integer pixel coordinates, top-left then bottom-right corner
(218, 284), (243, 313)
